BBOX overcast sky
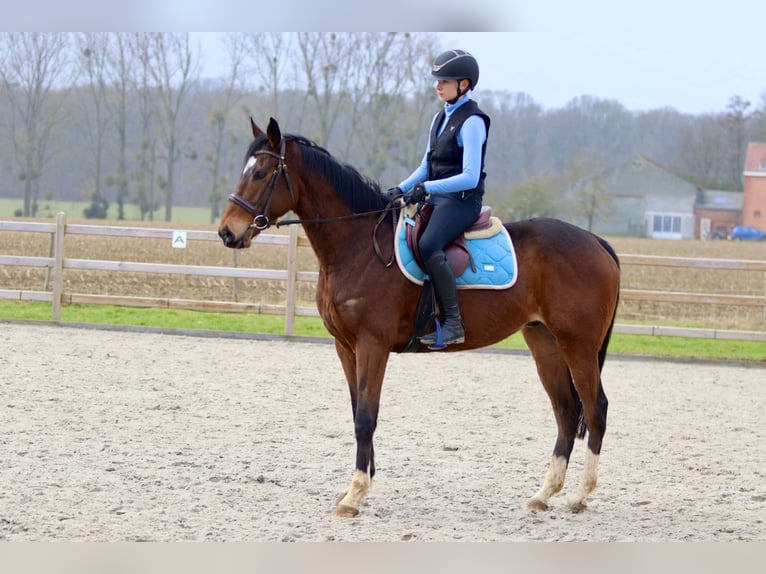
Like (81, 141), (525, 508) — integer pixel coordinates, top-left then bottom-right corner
(438, 31), (764, 114)
(9, 0), (766, 115)
(192, 27), (764, 115)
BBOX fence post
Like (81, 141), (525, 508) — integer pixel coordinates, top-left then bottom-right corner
(284, 225), (299, 335)
(51, 212), (65, 321)
(44, 231), (54, 290)
(232, 249), (239, 302)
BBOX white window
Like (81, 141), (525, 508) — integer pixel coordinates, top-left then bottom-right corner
(653, 214), (681, 233)
(650, 213), (684, 239)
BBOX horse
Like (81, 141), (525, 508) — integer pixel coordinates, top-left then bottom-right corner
(218, 118), (621, 518)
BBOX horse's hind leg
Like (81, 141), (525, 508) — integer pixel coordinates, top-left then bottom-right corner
(522, 323), (583, 511)
(564, 353), (608, 513)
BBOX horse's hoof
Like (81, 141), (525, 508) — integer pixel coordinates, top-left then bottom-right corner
(334, 503), (359, 518)
(568, 500), (587, 513)
(525, 498), (548, 512)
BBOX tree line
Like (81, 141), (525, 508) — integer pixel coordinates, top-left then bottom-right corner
(1, 32), (764, 224)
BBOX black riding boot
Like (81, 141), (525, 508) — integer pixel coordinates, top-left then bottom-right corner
(420, 251), (465, 348)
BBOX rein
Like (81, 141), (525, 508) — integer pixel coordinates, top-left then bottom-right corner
(227, 138), (401, 266)
(270, 206), (398, 229)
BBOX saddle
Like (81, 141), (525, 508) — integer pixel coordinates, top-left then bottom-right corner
(404, 203), (494, 276)
(396, 202), (517, 352)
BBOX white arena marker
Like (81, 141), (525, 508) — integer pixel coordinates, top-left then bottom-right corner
(172, 231), (187, 249)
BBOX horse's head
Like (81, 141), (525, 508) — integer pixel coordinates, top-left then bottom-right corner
(218, 117), (297, 249)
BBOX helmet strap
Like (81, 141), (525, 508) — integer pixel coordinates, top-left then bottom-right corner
(447, 79), (468, 105)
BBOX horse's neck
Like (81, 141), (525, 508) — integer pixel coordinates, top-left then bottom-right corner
(296, 185), (381, 268)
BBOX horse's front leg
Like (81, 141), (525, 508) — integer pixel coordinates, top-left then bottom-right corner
(333, 340), (389, 518)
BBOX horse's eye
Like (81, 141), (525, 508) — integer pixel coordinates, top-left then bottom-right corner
(253, 170), (268, 180)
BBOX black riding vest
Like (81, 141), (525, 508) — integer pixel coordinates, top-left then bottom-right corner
(427, 100), (491, 195)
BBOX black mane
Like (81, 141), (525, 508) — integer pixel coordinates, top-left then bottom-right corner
(247, 133), (389, 213)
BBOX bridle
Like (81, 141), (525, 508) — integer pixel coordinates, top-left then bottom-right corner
(226, 137), (401, 265)
(227, 138), (295, 230)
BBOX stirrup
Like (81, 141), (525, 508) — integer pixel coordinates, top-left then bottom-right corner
(420, 318), (465, 349)
(419, 318), (442, 346)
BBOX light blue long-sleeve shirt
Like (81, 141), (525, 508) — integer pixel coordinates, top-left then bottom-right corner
(398, 96), (487, 195)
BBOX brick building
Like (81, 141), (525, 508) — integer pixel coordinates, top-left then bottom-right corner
(742, 143), (766, 231)
(695, 189), (742, 239)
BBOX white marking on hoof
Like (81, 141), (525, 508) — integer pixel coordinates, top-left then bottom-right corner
(568, 448), (599, 510)
(334, 470), (370, 518)
(531, 455), (568, 507)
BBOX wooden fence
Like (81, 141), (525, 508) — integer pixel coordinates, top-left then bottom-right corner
(1, 213), (765, 342)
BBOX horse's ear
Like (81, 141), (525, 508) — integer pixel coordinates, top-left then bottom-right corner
(266, 117), (282, 150)
(250, 117), (263, 138)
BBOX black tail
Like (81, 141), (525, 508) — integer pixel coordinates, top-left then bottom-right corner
(576, 235), (620, 439)
(595, 236), (620, 373)
(597, 303), (618, 373)
(572, 378), (587, 440)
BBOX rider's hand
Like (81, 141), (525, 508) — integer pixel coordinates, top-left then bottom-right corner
(404, 183), (427, 205)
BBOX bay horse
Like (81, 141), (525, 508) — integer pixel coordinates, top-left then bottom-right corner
(218, 118), (621, 518)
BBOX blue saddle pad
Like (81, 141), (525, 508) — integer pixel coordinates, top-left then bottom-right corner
(394, 210), (518, 290)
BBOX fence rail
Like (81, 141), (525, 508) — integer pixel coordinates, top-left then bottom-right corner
(1, 213), (764, 342)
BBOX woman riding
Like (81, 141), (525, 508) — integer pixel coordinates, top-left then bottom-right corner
(388, 49), (491, 349)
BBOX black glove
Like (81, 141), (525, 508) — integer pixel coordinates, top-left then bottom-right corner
(384, 186), (403, 201)
(404, 183), (427, 205)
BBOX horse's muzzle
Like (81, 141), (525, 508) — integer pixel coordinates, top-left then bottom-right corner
(218, 225), (247, 249)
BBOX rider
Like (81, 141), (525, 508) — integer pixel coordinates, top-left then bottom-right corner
(388, 49), (491, 349)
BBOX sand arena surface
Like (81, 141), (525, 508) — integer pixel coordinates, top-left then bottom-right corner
(0, 322), (764, 541)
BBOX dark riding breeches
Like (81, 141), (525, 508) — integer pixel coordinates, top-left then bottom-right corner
(417, 191), (483, 263)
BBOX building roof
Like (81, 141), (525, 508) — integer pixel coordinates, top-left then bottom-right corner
(696, 189), (743, 211)
(744, 142), (766, 173)
(593, 155), (700, 199)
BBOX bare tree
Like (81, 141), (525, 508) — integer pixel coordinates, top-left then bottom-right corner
(205, 33), (249, 223)
(387, 33), (443, 176)
(75, 32), (114, 219)
(295, 32), (355, 146)
(563, 149), (611, 231)
(506, 173), (560, 220)
(677, 114), (727, 188)
(104, 33), (136, 220)
(136, 32), (200, 221)
(0, 32), (72, 216)
(749, 92), (766, 144)
(130, 33), (159, 221)
(722, 95), (751, 188)
(246, 32), (295, 122)
(340, 33), (434, 179)
(338, 33), (398, 162)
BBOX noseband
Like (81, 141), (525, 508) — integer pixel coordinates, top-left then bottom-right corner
(227, 138), (295, 230)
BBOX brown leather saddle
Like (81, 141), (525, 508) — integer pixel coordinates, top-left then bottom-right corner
(405, 203), (494, 276)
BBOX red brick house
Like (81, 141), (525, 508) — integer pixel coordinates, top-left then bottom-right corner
(742, 143), (766, 231)
(695, 189), (742, 239)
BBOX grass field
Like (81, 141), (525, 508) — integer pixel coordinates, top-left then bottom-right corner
(1, 301), (764, 362)
(1, 210), (765, 362)
(0, 198), (216, 225)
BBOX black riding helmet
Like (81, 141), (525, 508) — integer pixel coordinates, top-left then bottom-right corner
(431, 49), (480, 91)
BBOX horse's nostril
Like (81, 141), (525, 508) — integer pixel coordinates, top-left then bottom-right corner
(219, 226), (235, 247)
